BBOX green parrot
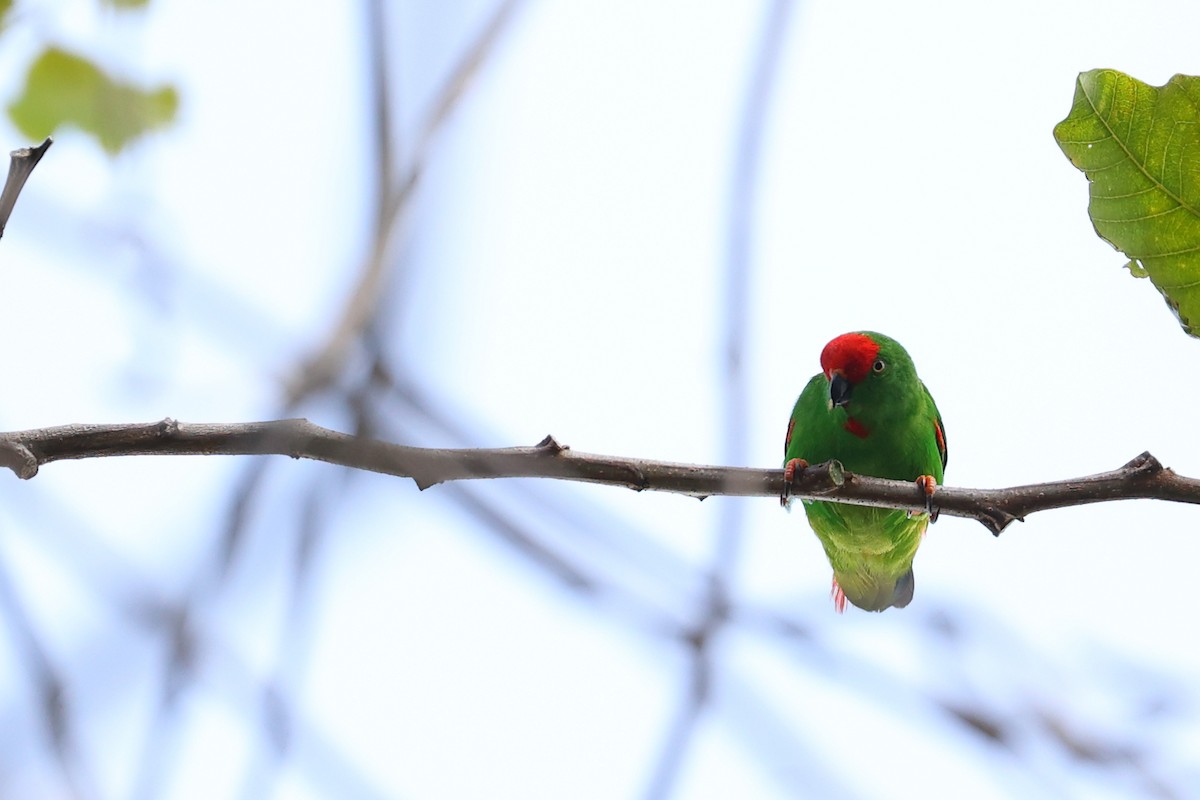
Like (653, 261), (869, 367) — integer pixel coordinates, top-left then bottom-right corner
(782, 332), (946, 613)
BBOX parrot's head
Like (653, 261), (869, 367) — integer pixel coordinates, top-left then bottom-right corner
(819, 331), (919, 425)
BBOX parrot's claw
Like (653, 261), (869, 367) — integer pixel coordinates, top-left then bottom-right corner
(781, 458), (809, 507)
(915, 475), (938, 521)
(831, 576), (847, 614)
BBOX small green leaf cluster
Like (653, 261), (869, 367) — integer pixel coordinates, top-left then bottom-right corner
(4, 0), (178, 156)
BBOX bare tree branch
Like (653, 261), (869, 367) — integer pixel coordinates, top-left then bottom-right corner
(0, 420), (1195, 534)
(0, 137), (52, 239)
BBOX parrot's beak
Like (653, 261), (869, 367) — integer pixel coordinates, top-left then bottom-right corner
(829, 372), (852, 408)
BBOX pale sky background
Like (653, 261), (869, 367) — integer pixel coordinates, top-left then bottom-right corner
(0, 1), (1198, 799)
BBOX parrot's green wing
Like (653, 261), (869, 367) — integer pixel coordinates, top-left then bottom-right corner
(924, 380), (948, 472)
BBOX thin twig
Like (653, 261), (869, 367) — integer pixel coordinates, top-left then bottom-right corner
(0, 420), (1195, 534)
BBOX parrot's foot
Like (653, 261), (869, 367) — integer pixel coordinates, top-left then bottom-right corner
(831, 576), (847, 614)
(915, 475), (938, 521)
(780, 458), (809, 507)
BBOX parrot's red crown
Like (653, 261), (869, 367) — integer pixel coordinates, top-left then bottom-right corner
(820, 333), (879, 384)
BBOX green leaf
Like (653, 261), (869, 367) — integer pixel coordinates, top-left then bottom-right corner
(8, 47), (178, 156)
(102, 0), (151, 8)
(1053, 69), (1200, 337)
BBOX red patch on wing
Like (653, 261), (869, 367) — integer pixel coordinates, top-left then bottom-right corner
(820, 333), (880, 384)
(843, 417), (869, 438)
(933, 418), (947, 464)
(784, 418), (795, 451)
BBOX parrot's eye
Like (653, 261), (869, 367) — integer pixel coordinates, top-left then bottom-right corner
(872, 359), (886, 373)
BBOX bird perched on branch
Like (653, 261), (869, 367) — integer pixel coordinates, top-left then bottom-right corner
(782, 332), (947, 612)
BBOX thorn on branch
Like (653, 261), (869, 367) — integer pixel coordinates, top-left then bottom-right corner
(1123, 451), (1162, 475)
(535, 434), (567, 453)
(981, 508), (1022, 537)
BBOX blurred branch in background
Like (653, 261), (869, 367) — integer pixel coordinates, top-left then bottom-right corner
(0, 550), (95, 799)
(650, 1), (793, 794)
(161, 2), (532, 798)
(284, 0), (525, 405)
(213, 0), (526, 572)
